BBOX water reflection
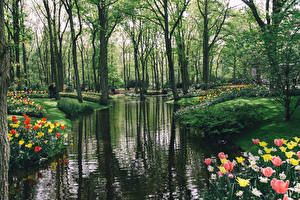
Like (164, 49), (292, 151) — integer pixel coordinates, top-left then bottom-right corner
(9, 97), (241, 200)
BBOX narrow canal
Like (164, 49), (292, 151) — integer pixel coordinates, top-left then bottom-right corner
(9, 97), (241, 200)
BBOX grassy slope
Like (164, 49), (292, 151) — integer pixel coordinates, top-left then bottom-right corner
(220, 98), (300, 153)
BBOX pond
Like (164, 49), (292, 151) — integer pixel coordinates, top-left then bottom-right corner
(9, 97), (241, 200)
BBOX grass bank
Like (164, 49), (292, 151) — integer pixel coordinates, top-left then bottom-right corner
(177, 97), (300, 153)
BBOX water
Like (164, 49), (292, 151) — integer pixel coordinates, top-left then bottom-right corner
(9, 97), (241, 200)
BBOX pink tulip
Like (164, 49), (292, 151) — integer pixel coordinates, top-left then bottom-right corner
(297, 151), (300, 159)
(252, 139), (260, 144)
(271, 178), (289, 194)
(261, 167), (274, 177)
(217, 171), (223, 177)
(274, 139), (284, 147)
(204, 158), (212, 165)
(218, 152), (228, 160)
(283, 195), (294, 200)
(271, 156), (282, 166)
(223, 161), (234, 172)
(228, 172), (234, 179)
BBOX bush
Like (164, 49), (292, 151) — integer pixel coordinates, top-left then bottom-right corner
(176, 103), (263, 138)
(57, 98), (94, 117)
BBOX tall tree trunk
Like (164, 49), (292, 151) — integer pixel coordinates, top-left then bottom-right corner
(43, 0), (58, 98)
(13, 0), (20, 89)
(202, 7), (209, 90)
(0, 0), (10, 198)
(91, 28), (98, 92)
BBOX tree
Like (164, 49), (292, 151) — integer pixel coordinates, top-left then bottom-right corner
(62, 0), (83, 102)
(197, 0), (229, 89)
(0, 0), (10, 198)
(145, 0), (191, 101)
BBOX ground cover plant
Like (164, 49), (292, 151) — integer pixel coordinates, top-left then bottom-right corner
(8, 115), (68, 169)
(7, 94), (46, 117)
(57, 98), (94, 117)
(203, 137), (300, 199)
(176, 101), (263, 138)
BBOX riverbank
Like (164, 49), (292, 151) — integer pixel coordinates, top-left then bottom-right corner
(176, 97), (300, 153)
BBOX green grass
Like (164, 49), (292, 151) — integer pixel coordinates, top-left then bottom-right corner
(222, 98), (300, 153)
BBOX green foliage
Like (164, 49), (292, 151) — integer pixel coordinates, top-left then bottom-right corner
(57, 98), (94, 117)
(176, 102), (263, 138)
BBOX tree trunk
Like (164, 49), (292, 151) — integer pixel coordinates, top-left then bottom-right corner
(91, 28), (98, 92)
(202, 12), (209, 90)
(0, 0), (10, 198)
(69, 11), (83, 102)
(13, 0), (21, 89)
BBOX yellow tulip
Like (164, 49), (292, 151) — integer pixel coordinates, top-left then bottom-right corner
(37, 132), (44, 138)
(220, 158), (228, 164)
(236, 157), (245, 163)
(262, 154), (272, 162)
(285, 151), (295, 159)
(9, 136), (13, 141)
(218, 166), (227, 174)
(259, 141), (268, 147)
(280, 147), (287, 152)
(236, 177), (250, 187)
(287, 141), (297, 149)
(25, 143), (33, 148)
(44, 140), (48, 144)
(294, 137), (300, 143)
(264, 148), (272, 153)
(289, 158), (299, 166)
(15, 133), (20, 138)
(19, 139), (24, 146)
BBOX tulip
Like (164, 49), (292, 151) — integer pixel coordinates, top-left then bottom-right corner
(297, 151), (300, 159)
(217, 171), (223, 177)
(56, 133), (61, 137)
(204, 158), (212, 165)
(274, 139), (284, 147)
(223, 161), (235, 172)
(271, 178), (289, 194)
(218, 152), (228, 160)
(252, 139), (260, 144)
(34, 146), (42, 152)
(283, 195), (293, 200)
(261, 167), (274, 177)
(271, 156), (282, 166)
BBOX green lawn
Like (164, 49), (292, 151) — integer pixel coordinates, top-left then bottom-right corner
(225, 98), (300, 153)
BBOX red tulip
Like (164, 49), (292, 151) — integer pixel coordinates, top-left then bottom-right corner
(271, 156), (282, 166)
(252, 139), (260, 144)
(42, 118), (47, 122)
(56, 133), (61, 137)
(33, 126), (39, 130)
(39, 107), (43, 110)
(34, 146), (42, 152)
(297, 151), (300, 159)
(223, 161), (234, 172)
(25, 125), (31, 130)
(61, 125), (65, 130)
(218, 152), (228, 159)
(12, 116), (18, 122)
(10, 129), (16, 134)
(23, 115), (29, 119)
(204, 158), (212, 165)
(261, 167), (274, 177)
(274, 139), (284, 147)
(271, 178), (289, 194)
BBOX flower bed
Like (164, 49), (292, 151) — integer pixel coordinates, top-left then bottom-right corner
(8, 115), (68, 169)
(203, 137), (300, 199)
(8, 90), (49, 98)
(7, 94), (46, 117)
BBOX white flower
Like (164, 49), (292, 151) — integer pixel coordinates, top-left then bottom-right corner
(258, 150), (263, 155)
(295, 165), (300, 170)
(251, 165), (260, 172)
(289, 183), (300, 193)
(251, 188), (262, 197)
(271, 147), (277, 152)
(279, 172), (286, 180)
(259, 176), (269, 183)
(243, 152), (248, 157)
(207, 165), (214, 172)
(236, 190), (243, 197)
(210, 174), (216, 180)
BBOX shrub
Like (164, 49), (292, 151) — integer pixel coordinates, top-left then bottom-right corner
(8, 115), (67, 169)
(57, 98), (94, 117)
(176, 103), (263, 138)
